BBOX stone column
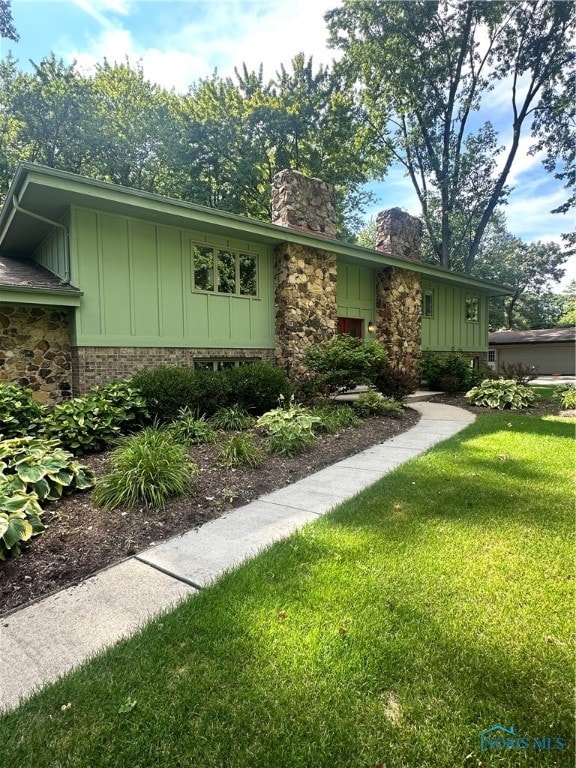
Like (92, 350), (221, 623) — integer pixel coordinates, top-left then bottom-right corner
(374, 209), (423, 374)
(271, 170), (338, 380)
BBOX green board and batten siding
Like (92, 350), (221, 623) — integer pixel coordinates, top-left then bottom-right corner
(336, 263), (376, 331)
(421, 279), (488, 352)
(70, 207), (275, 349)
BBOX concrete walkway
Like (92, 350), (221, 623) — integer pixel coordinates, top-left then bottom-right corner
(0, 401), (474, 712)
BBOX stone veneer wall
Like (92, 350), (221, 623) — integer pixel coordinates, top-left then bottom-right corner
(375, 208), (423, 260)
(274, 243), (337, 379)
(374, 209), (423, 373)
(0, 304), (72, 404)
(71, 346), (275, 393)
(375, 268), (422, 373)
(271, 169), (338, 238)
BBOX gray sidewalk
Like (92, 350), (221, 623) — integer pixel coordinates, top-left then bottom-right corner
(0, 401), (474, 712)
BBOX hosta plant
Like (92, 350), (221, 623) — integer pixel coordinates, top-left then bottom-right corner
(257, 405), (320, 457)
(93, 427), (197, 510)
(0, 486), (44, 560)
(0, 436), (95, 501)
(0, 382), (46, 439)
(554, 384), (576, 411)
(465, 379), (537, 410)
(353, 391), (404, 418)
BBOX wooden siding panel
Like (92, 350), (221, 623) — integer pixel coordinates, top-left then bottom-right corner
(422, 280), (488, 352)
(129, 221), (160, 337)
(100, 215), (131, 335)
(73, 209), (102, 337)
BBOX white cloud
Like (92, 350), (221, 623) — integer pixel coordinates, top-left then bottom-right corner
(65, 0), (340, 91)
(71, 0), (131, 29)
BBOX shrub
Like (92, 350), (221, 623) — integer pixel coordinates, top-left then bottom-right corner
(310, 404), (362, 433)
(223, 362), (292, 415)
(41, 396), (122, 454)
(219, 433), (264, 468)
(303, 336), (387, 392)
(373, 363), (420, 401)
(93, 427), (197, 510)
(554, 384), (576, 411)
(131, 366), (197, 422)
(352, 391), (404, 418)
(0, 382), (46, 439)
(167, 409), (217, 445)
(420, 351), (474, 391)
(210, 405), (253, 431)
(257, 405), (320, 457)
(500, 362), (540, 384)
(465, 379), (537, 409)
(187, 369), (233, 416)
(438, 375), (462, 395)
(0, 436), (95, 502)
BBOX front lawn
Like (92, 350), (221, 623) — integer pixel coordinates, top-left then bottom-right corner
(1, 412), (573, 767)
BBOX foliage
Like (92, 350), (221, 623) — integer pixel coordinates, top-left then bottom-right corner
(556, 281), (576, 328)
(0, 0), (18, 41)
(93, 427), (197, 510)
(167, 409), (217, 445)
(0, 382), (46, 439)
(419, 351), (474, 391)
(500, 362), (540, 385)
(303, 335), (387, 392)
(327, 0), (575, 271)
(0, 488), (44, 560)
(210, 405), (253, 431)
(352, 391), (404, 418)
(219, 433), (264, 469)
(40, 381), (147, 455)
(472, 214), (568, 329)
(223, 363), (292, 415)
(554, 384), (576, 411)
(131, 366), (197, 422)
(0, 436), (94, 502)
(373, 362), (419, 401)
(309, 404), (362, 433)
(257, 405), (320, 457)
(465, 379), (537, 409)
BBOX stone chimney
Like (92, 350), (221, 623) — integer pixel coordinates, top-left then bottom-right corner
(375, 208), (422, 261)
(271, 169), (337, 239)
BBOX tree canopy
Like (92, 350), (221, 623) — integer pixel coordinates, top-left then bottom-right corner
(326, 0), (575, 271)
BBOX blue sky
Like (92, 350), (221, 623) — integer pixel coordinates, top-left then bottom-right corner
(4, 0), (574, 290)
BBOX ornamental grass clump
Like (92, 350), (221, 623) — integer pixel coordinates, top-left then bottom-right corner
(168, 408), (217, 445)
(93, 427), (197, 510)
(210, 405), (253, 431)
(310, 404), (362, 433)
(353, 391), (404, 418)
(219, 433), (264, 468)
(465, 379), (537, 410)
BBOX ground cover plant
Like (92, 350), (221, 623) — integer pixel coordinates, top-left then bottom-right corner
(0, 412), (572, 767)
(466, 379), (537, 409)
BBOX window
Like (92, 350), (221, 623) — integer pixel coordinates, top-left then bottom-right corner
(192, 244), (258, 297)
(422, 290), (434, 318)
(465, 296), (479, 322)
(337, 317), (363, 337)
(194, 359), (260, 372)
(488, 350), (495, 363)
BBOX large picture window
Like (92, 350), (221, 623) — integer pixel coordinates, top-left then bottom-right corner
(192, 244), (258, 297)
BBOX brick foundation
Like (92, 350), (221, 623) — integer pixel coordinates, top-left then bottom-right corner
(71, 346), (275, 393)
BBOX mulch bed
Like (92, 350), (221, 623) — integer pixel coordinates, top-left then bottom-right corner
(0, 409), (420, 615)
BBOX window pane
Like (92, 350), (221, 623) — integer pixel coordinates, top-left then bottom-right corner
(217, 250), (236, 294)
(423, 291), (433, 317)
(239, 253), (257, 296)
(194, 360), (215, 371)
(466, 297), (479, 322)
(193, 245), (214, 291)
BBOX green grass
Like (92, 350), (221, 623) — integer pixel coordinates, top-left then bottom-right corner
(1, 414), (573, 767)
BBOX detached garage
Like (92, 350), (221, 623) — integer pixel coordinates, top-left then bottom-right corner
(488, 328), (575, 375)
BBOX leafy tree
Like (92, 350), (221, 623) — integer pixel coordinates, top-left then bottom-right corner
(556, 281), (576, 328)
(326, 0), (575, 271)
(0, 0), (18, 41)
(473, 215), (567, 329)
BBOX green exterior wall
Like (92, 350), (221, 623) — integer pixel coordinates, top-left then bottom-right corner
(34, 215), (70, 281)
(70, 207), (275, 349)
(336, 262), (376, 335)
(421, 279), (488, 352)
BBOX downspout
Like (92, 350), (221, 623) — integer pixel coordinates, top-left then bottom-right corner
(12, 192), (71, 283)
